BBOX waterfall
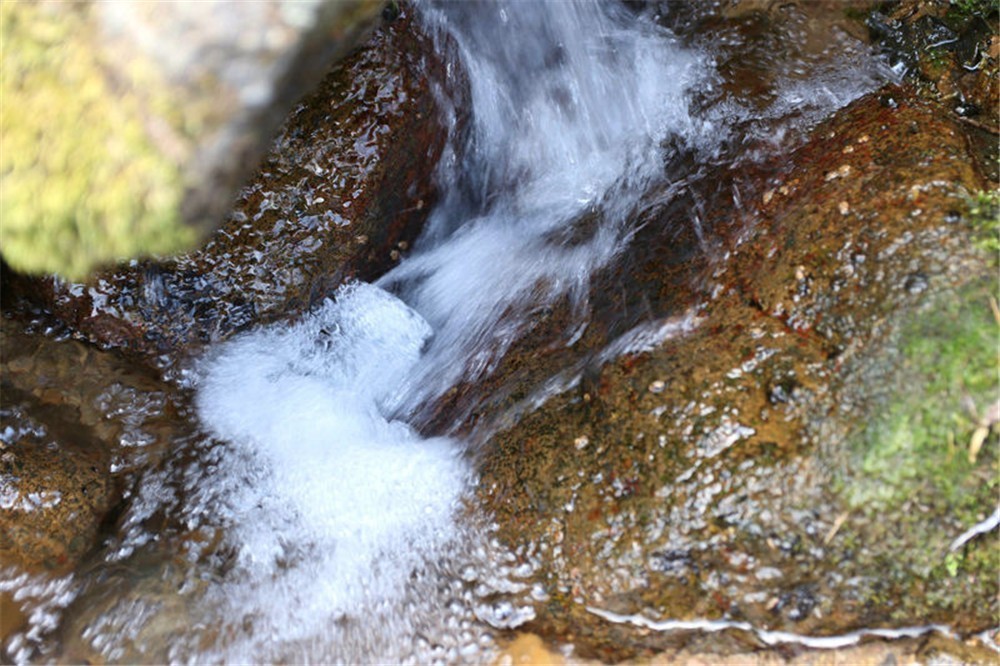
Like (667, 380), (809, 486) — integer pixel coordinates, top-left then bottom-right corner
(376, 0), (708, 420)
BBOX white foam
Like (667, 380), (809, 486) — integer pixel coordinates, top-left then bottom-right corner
(587, 606), (959, 650)
(193, 282), (473, 657)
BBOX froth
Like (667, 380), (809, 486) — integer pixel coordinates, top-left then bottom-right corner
(193, 282), (472, 654)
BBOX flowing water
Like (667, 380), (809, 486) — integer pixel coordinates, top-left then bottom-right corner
(3, 1), (893, 662)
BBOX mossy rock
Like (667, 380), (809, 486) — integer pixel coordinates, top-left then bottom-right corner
(825, 277), (999, 629)
(3, 8), (451, 362)
(842, 280), (998, 511)
(0, 0), (384, 280)
(0, 1), (190, 279)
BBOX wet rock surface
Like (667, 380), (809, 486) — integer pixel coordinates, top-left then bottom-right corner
(2, 2), (997, 664)
(868, 0), (998, 127)
(0, 313), (193, 657)
(0, 395), (111, 576)
(867, 0), (999, 180)
(0, 316), (188, 559)
(478, 87), (997, 660)
(3, 11), (452, 363)
(497, 630), (1000, 665)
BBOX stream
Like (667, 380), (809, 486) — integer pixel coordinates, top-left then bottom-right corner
(2, 1), (919, 663)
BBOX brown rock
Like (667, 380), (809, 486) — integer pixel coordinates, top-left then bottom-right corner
(478, 87), (996, 660)
(0, 421), (110, 574)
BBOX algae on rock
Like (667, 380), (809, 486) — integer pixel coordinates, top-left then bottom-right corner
(477, 88), (999, 658)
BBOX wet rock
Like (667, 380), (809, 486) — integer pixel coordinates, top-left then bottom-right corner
(0, 314), (191, 657)
(0, 404), (110, 575)
(866, 0), (999, 181)
(3, 10), (453, 361)
(496, 631), (1000, 665)
(0, 0), (384, 278)
(865, 0), (999, 183)
(478, 87), (997, 659)
(0, 320), (126, 576)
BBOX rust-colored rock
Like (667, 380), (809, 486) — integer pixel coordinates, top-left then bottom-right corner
(478, 87), (996, 660)
(0, 313), (193, 655)
(0, 415), (111, 574)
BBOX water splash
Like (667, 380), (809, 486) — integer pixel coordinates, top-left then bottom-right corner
(195, 283), (469, 618)
(178, 3), (710, 658)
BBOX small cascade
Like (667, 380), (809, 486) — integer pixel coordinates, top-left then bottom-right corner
(5, 1), (895, 663)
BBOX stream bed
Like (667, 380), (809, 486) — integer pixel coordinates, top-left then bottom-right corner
(2, 1), (997, 663)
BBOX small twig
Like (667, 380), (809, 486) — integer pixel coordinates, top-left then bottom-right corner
(956, 114), (1000, 135)
(989, 295), (1000, 326)
(969, 426), (989, 463)
(949, 506), (1000, 552)
(823, 511), (850, 545)
(969, 399), (1000, 463)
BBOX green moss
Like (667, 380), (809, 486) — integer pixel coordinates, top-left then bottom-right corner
(845, 281), (999, 511)
(948, 0), (1000, 20)
(0, 2), (196, 279)
(966, 189), (1000, 256)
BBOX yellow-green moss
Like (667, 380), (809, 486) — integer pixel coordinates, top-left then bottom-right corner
(845, 279), (999, 511)
(966, 189), (999, 256)
(1, 1), (196, 279)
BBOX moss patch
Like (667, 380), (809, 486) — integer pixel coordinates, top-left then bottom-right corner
(948, 0), (1000, 22)
(966, 189), (999, 256)
(844, 280), (998, 511)
(0, 2), (195, 279)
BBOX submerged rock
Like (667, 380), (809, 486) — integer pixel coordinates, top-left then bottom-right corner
(478, 87), (997, 660)
(0, 0), (384, 279)
(0, 401), (111, 575)
(3, 9), (451, 362)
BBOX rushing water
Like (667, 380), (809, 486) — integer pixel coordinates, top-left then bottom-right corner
(378, 1), (712, 422)
(4, 1), (894, 663)
(189, 3), (709, 660)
